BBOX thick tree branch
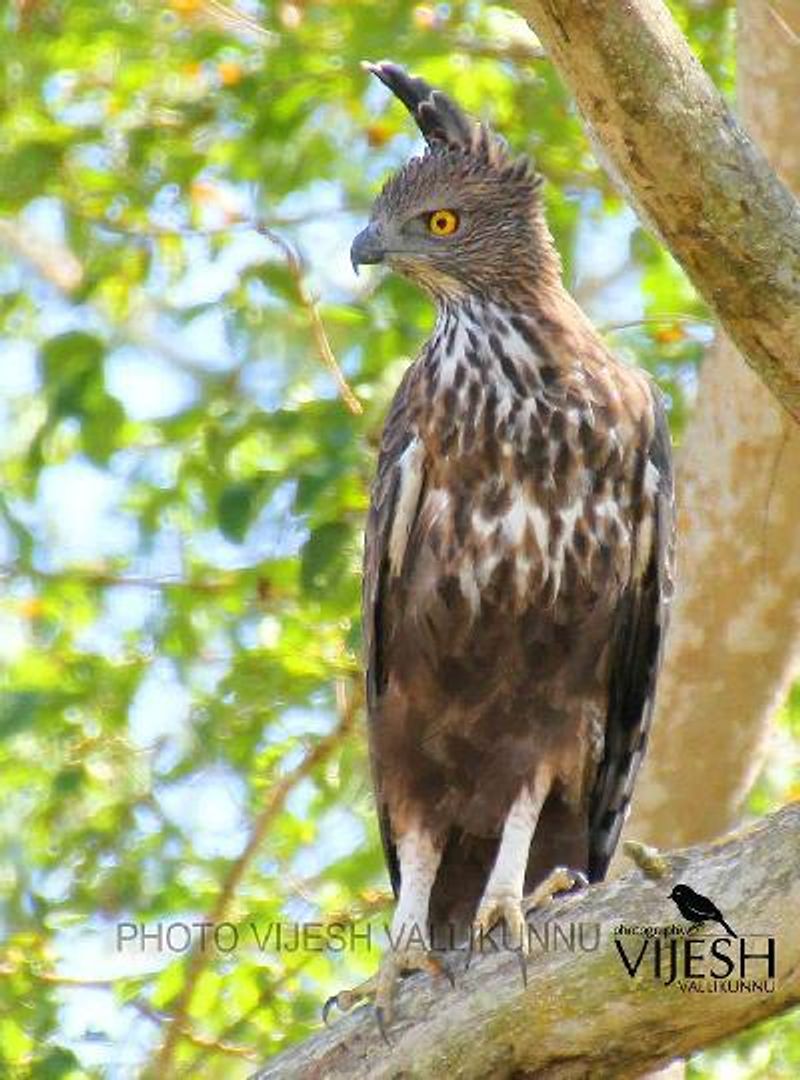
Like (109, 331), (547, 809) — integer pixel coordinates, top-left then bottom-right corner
(513, 0), (800, 422)
(605, 0), (800, 850)
(253, 803), (800, 1079)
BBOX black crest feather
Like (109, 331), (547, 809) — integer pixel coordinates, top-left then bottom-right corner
(363, 60), (540, 192)
(363, 60), (474, 149)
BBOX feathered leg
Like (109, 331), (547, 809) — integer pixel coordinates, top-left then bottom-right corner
(470, 782), (547, 956)
(470, 773), (588, 967)
(324, 825), (452, 1037)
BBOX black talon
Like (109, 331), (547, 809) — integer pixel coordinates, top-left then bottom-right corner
(515, 948), (528, 989)
(322, 994), (339, 1026)
(438, 956), (456, 988)
(374, 1005), (393, 1046)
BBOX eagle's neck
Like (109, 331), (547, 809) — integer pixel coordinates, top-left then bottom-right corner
(422, 294), (564, 403)
(412, 289), (620, 481)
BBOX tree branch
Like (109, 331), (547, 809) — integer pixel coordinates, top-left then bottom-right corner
(512, 0), (800, 422)
(252, 803), (800, 1079)
(619, 0), (800, 850)
(256, 224), (363, 416)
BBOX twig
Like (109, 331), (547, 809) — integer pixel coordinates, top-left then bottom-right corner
(23, 968), (254, 1063)
(26, 968), (257, 1062)
(73, 206), (358, 241)
(131, 998), (261, 1063)
(0, 219), (83, 292)
(451, 32), (547, 63)
(257, 224), (363, 416)
(573, 258), (637, 308)
(768, 3), (800, 46)
(601, 314), (711, 333)
(172, 0), (276, 43)
(0, 563), (252, 594)
(3, 205), (364, 417)
(174, 958), (312, 1079)
(147, 681), (360, 1079)
(4, 968), (143, 990)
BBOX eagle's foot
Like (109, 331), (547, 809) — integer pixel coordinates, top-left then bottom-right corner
(374, 945), (453, 1033)
(323, 947), (453, 1040)
(522, 866), (588, 914)
(470, 891), (531, 957)
(623, 839), (670, 880)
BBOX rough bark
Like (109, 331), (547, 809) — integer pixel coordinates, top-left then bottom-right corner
(513, 0), (800, 422)
(510, 0), (800, 849)
(253, 804), (800, 1079)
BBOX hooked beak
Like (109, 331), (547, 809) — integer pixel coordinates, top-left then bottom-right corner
(350, 222), (385, 275)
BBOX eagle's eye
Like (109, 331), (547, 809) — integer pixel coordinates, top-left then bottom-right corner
(427, 209), (459, 237)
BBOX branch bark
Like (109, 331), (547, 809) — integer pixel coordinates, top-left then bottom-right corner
(253, 803), (800, 1079)
(513, 0), (800, 422)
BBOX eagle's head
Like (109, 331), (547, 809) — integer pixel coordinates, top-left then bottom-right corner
(351, 61), (559, 303)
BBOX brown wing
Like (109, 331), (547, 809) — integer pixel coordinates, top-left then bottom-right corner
(362, 367), (426, 896)
(588, 387), (675, 880)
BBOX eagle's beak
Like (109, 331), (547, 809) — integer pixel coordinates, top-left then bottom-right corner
(350, 223), (385, 275)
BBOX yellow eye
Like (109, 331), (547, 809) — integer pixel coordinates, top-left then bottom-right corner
(428, 209), (459, 236)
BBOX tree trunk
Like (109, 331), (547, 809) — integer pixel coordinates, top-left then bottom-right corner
(510, 0), (800, 848)
(625, 0), (800, 848)
(513, 0), (800, 421)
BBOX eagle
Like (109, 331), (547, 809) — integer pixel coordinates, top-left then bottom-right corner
(332, 61), (675, 1027)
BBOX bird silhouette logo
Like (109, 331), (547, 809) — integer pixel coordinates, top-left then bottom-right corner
(668, 883), (738, 937)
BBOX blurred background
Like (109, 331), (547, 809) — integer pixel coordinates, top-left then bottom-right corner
(0, 1), (797, 1077)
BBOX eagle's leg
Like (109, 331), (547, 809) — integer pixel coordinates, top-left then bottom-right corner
(323, 826), (448, 1033)
(471, 782), (547, 957)
(373, 826), (447, 1027)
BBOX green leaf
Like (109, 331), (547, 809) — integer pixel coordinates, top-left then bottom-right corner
(300, 522), (351, 598)
(217, 481), (260, 543)
(0, 141), (63, 210)
(32, 1046), (83, 1079)
(41, 332), (105, 418)
(38, 332), (127, 461)
(0, 692), (43, 740)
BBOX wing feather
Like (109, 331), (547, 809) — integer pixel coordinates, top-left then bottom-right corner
(588, 388), (676, 881)
(363, 369), (426, 896)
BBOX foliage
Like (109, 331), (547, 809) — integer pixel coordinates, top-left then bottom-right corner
(0, 0), (795, 1076)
